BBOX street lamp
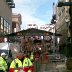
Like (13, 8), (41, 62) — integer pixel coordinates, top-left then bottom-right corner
(51, 2), (60, 53)
(57, 37), (60, 44)
(51, 16), (57, 53)
(57, 37), (60, 53)
(53, 20), (57, 53)
(4, 38), (7, 42)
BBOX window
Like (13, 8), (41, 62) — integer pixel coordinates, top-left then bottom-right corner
(58, 12), (61, 17)
(1, 17), (4, 30)
(1, 25), (3, 29)
(8, 24), (10, 34)
(4, 20), (7, 27)
(62, 7), (65, 13)
(7, 23), (9, 33)
(1, 17), (3, 24)
(4, 20), (7, 34)
(7, 23), (9, 29)
(0, 16), (11, 34)
(28, 24), (32, 26)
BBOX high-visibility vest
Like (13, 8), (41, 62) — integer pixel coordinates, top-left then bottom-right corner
(0, 56), (8, 71)
(23, 57), (33, 67)
(10, 58), (22, 72)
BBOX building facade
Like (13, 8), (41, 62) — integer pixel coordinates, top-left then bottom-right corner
(56, 0), (70, 53)
(56, 0), (70, 43)
(0, 0), (15, 42)
(27, 24), (38, 29)
(0, 0), (15, 35)
(12, 13), (22, 32)
(40, 24), (55, 33)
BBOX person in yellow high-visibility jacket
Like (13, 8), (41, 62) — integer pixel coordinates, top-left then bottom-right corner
(10, 58), (22, 68)
(23, 54), (33, 72)
(0, 52), (8, 72)
(23, 56), (33, 67)
(9, 53), (23, 72)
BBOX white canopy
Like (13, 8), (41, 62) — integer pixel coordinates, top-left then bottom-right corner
(0, 42), (11, 50)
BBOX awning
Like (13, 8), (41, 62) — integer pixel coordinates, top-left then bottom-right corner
(5, 28), (53, 37)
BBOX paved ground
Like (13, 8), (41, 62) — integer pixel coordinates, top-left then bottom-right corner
(39, 62), (66, 72)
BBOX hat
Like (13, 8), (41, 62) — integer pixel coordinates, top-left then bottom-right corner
(1, 52), (6, 56)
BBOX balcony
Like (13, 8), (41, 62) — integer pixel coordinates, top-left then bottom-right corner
(6, 0), (15, 8)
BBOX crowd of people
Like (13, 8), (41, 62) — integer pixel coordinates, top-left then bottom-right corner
(0, 51), (35, 72)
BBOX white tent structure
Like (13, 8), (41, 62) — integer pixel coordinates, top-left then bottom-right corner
(0, 42), (11, 50)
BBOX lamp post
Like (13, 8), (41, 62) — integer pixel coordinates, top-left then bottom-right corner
(51, 2), (57, 53)
(51, 19), (57, 53)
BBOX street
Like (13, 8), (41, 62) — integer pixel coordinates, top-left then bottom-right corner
(39, 62), (66, 72)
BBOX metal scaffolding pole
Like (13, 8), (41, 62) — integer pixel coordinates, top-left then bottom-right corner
(52, 24), (56, 53)
(52, 2), (56, 53)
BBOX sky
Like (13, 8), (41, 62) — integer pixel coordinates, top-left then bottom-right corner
(13, 0), (58, 30)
